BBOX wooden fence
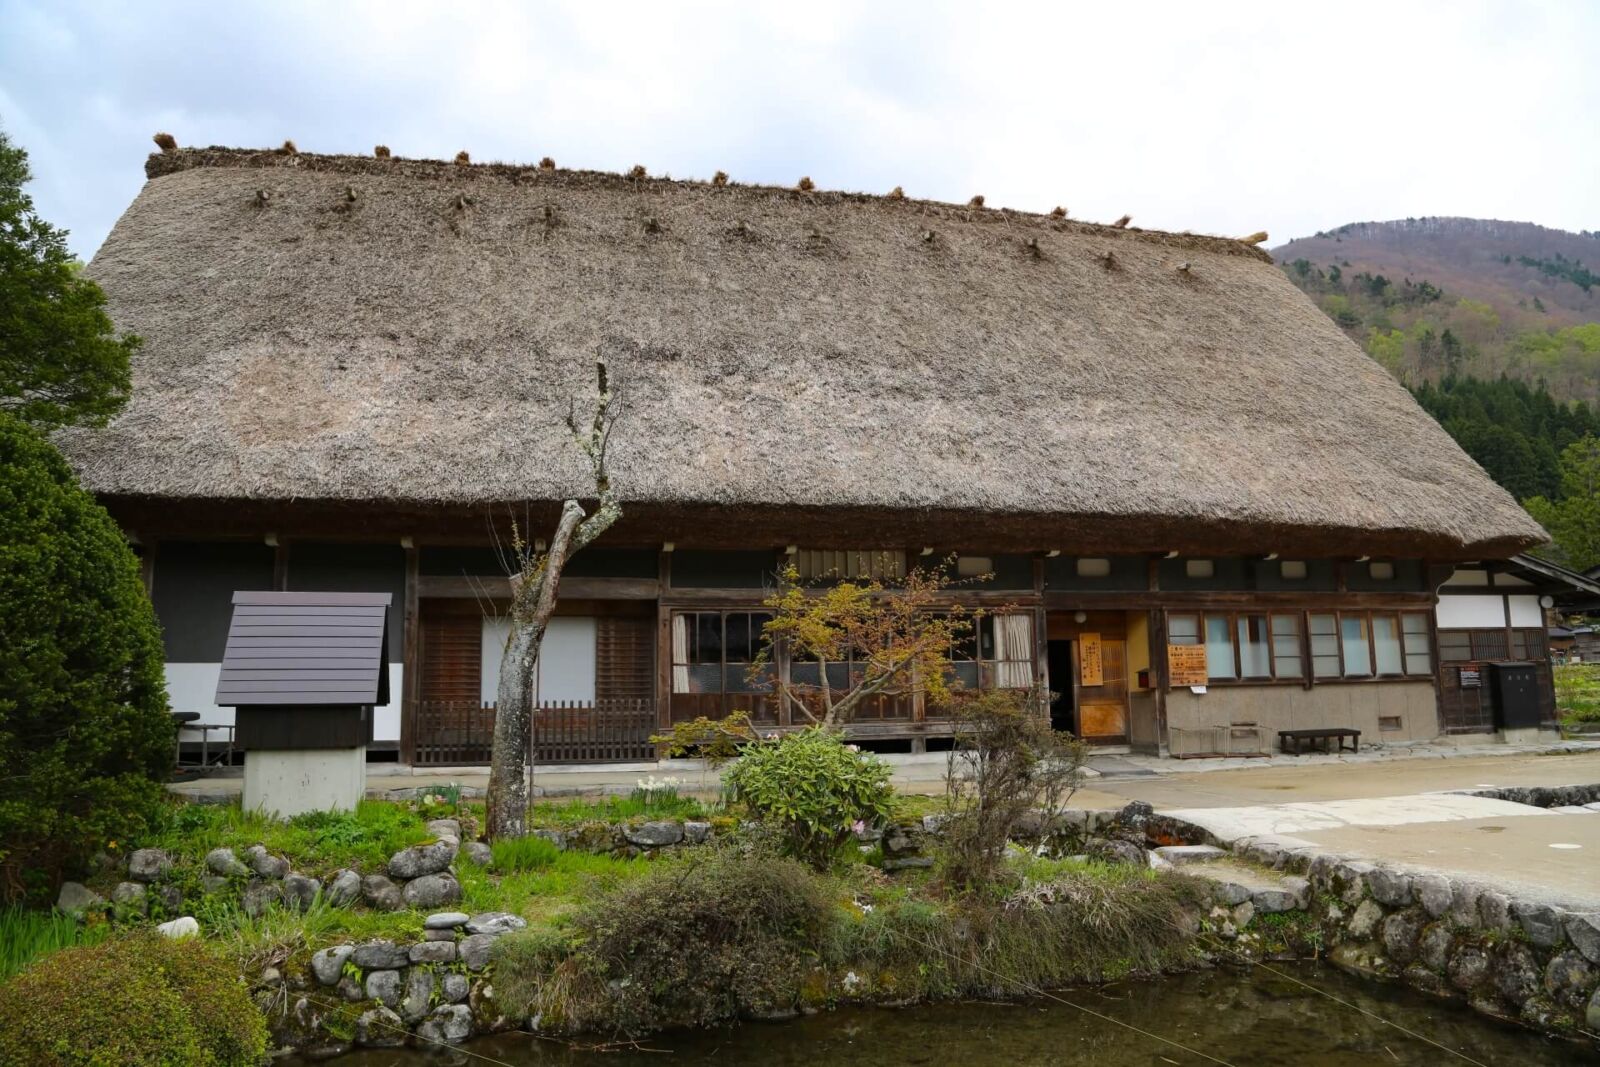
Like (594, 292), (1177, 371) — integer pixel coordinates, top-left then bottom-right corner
(414, 699), (656, 766)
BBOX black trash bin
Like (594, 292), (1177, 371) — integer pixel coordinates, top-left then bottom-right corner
(1488, 662), (1541, 730)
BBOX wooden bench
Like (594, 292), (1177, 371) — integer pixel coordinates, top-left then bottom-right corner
(1277, 727), (1360, 756)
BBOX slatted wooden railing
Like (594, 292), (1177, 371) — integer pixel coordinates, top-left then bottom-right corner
(414, 699), (657, 766)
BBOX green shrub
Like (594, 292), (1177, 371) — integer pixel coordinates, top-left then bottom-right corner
(0, 414), (171, 902)
(0, 933), (267, 1066)
(495, 847), (831, 1033)
(724, 728), (894, 869)
(491, 834), (562, 872)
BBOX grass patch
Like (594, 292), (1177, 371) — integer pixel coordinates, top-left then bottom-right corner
(191, 896), (423, 973)
(491, 835), (563, 872)
(0, 906), (113, 983)
(526, 790), (711, 829)
(143, 800), (432, 877)
(1555, 663), (1600, 724)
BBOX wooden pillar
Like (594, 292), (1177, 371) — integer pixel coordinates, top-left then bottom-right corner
(1032, 557), (1049, 720)
(400, 541), (420, 766)
(139, 538), (158, 598)
(655, 550), (673, 731)
(1147, 557), (1168, 750)
(270, 537), (290, 591)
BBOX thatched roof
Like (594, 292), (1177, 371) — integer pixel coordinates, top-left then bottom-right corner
(59, 147), (1545, 559)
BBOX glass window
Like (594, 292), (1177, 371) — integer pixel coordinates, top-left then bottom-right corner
(1372, 615), (1403, 675)
(1205, 614), (1236, 679)
(1369, 561), (1396, 581)
(1185, 559), (1215, 579)
(1238, 615), (1272, 678)
(1270, 614), (1303, 678)
(1280, 560), (1308, 580)
(1437, 630), (1471, 662)
(1169, 614), (1200, 645)
(1075, 557), (1112, 578)
(1401, 613), (1432, 675)
(1309, 613), (1340, 678)
(1341, 615), (1372, 676)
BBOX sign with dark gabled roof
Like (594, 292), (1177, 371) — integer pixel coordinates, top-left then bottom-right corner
(215, 591), (391, 707)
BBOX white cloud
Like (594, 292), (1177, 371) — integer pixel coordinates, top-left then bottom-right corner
(1, 0), (1595, 259)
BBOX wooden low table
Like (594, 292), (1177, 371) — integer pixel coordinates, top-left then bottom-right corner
(1277, 727), (1360, 755)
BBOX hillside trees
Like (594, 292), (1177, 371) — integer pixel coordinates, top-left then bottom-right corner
(1523, 437), (1600, 572)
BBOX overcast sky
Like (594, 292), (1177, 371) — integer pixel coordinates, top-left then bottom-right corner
(2, 0), (1596, 261)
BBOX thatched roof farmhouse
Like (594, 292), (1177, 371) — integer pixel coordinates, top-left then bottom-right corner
(64, 145), (1555, 761)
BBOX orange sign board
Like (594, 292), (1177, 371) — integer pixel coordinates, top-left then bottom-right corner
(1167, 644), (1208, 687)
(1079, 632), (1104, 687)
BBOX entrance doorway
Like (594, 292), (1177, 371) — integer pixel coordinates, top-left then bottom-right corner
(1047, 640), (1075, 732)
(1045, 611), (1131, 744)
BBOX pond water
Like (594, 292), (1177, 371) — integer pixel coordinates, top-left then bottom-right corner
(310, 964), (1596, 1066)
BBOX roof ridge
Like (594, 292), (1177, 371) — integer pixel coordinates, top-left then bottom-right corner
(143, 145), (1273, 261)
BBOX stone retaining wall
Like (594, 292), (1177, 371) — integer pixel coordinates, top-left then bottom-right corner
(1156, 822), (1600, 1048)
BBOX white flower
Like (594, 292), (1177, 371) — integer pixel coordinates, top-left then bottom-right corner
(842, 970), (861, 989)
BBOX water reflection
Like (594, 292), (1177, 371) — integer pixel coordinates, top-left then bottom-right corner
(302, 963), (1596, 1066)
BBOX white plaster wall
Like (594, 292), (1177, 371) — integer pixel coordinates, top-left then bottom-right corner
(1441, 569), (1490, 587)
(1436, 595), (1508, 629)
(479, 617), (597, 704)
(164, 662), (403, 742)
(1508, 594), (1543, 627)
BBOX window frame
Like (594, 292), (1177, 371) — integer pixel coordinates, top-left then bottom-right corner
(1167, 608), (1433, 685)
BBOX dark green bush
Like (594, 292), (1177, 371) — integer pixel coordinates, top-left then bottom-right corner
(0, 932), (267, 1065)
(496, 846), (831, 1033)
(724, 728), (894, 869)
(0, 414), (171, 901)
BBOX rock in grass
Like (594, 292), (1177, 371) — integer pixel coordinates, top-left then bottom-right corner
(355, 1005), (406, 1047)
(241, 879), (283, 917)
(365, 968), (402, 1008)
(205, 846), (251, 878)
(283, 873), (321, 911)
(244, 844), (289, 880)
(361, 874), (404, 912)
(410, 940), (457, 964)
(465, 912), (526, 936)
(111, 881), (148, 911)
(352, 940), (410, 970)
(441, 973), (471, 1003)
(311, 945), (353, 986)
(425, 911), (469, 929)
(462, 841), (493, 867)
(683, 821), (712, 844)
(459, 934), (497, 971)
(402, 872), (462, 908)
(325, 869), (361, 907)
(157, 915), (199, 940)
(388, 838), (457, 879)
(1212, 882), (1252, 906)
(426, 818), (462, 842)
(1251, 887), (1297, 914)
(401, 968), (434, 1023)
(623, 820), (684, 848)
(417, 1003), (474, 1045)
(126, 848), (173, 883)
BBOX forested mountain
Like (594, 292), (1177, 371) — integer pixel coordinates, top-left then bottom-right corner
(1275, 218), (1600, 569)
(1275, 218), (1600, 404)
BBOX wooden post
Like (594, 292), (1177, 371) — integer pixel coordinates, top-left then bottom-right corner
(400, 541), (420, 766)
(656, 550), (673, 733)
(271, 539), (290, 591)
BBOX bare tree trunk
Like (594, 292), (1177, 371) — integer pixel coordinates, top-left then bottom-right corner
(484, 358), (622, 840)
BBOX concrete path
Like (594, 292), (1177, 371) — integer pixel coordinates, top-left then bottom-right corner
(1161, 791), (1558, 842)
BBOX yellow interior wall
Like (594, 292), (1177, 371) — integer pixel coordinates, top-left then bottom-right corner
(1125, 611), (1150, 678)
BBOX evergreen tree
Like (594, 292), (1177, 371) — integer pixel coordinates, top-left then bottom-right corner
(0, 129), (138, 428)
